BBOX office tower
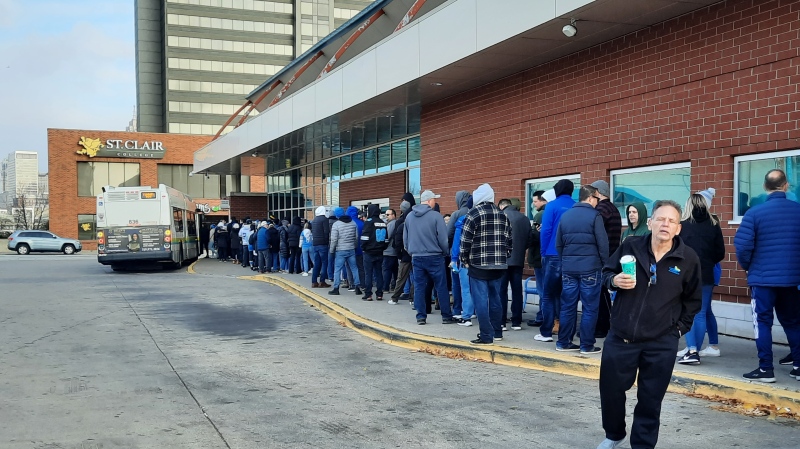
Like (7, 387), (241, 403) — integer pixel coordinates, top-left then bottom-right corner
(135, 0), (374, 135)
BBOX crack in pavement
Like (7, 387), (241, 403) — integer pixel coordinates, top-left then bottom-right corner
(0, 309), (122, 357)
(110, 278), (232, 449)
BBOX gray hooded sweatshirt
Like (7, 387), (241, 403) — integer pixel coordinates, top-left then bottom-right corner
(403, 204), (449, 258)
(447, 190), (471, 246)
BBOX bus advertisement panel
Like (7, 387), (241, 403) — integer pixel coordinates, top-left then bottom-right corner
(99, 226), (171, 254)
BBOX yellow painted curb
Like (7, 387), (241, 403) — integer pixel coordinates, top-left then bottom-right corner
(243, 274), (800, 414)
(187, 259), (198, 274)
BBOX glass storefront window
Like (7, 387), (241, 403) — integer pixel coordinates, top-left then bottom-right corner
(351, 152), (363, 177)
(611, 163), (691, 223)
(363, 118), (377, 146)
(407, 103), (421, 134)
(341, 155), (351, 179)
(377, 145), (391, 173)
(392, 106), (407, 138)
(408, 137), (420, 167)
(377, 116), (391, 143)
(363, 148), (376, 175)
(77, 162), (140, 197)
(735, 149), (800, 219)
(524, 174), (581, 220)
(391, 141), (407, 170)
(77, 214), (96, 240)
(408, 168), (421, 204)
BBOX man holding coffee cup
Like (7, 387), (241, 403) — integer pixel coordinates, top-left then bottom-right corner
(595, 200), (701, 449)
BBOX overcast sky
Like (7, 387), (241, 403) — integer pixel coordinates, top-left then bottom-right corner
(0, 0), (135, 173)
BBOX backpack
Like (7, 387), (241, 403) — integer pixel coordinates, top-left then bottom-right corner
(249, 230), (257, 246)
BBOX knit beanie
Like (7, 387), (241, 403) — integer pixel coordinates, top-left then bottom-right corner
(333, 207), (345, 218)
(698, 187), (716, 209)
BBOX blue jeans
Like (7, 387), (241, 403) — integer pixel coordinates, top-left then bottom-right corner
(327, 252), (336, 280)
(540, 255), (563, 337)
(363, 253), (384, 297)
(501, 266), (524, 326)
(558, 270), (602, 351)
(470, 276), (503, 342)
(271, 252), (280, 271)
(382, 255), (398, 291)
(333, 250), (360, 289)
(685, 284), (716, 351)
(750, 286), (800, 371)
(534, 266), (545, 322)
(301, 247), (312, 272)
(280, 254), (288, 271)
(412, 256), (452, 321)
(311, 245), (328, 283)
(451, 269), (462, 316)
(452, 266), (474, 319)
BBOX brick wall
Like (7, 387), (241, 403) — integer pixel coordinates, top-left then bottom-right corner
(339, 171), (407, 210)
(229, 195), (268, 221)
(48, 129), (213, 249)
(420, 0), (800, 304)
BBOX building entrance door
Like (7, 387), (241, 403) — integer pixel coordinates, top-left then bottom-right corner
(350, 197), (390, 217)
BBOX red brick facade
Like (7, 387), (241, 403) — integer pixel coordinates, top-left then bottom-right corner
(420, 0), (800, 304)
(339, 171), (408, 211)
(48, 129), (224, 249)
(229, 194), (269, 221)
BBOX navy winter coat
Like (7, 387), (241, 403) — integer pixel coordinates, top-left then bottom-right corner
(734, 191), (800, 286)
(556, 203), (609, 274)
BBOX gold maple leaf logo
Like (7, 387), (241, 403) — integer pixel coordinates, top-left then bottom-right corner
(77, 137), (103, 157)
(81, 223), (92, 232)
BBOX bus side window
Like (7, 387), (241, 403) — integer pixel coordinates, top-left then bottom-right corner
(187, 211), (197, 237)
(173, 208), (184, 232)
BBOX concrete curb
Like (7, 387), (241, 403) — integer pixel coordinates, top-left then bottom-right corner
(193, 267), (800, 414)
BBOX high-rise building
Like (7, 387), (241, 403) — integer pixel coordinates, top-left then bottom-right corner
(1, 151), (39, 208)
(38, 173), (49, 199)
(135, 0), (374, 136)
(126, 106), (138, 132)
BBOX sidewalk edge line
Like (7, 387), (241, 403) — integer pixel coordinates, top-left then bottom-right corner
(190, 265), (800, 414)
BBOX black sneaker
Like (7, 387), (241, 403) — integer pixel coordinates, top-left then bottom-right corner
(789, 367), (800, 380)
(442, 318), (456, 324)
(355, 287), (363, 295)
(527, 320), (543, 327)
(742, 368), (776, 383)
(347, 287), (356, 292)
(417, 319), (426, 325)
(399, 293), (409, 301)
(470, 338), (493, 345)
(328, 288), (340, 295)
(362, 295), (373, 301)
(678, 351), (700, 365)
(556, 343), (581, 352)
(376, 296), (383, 301)
(779, 353), (794, 365)
(580, 346), (603, 355)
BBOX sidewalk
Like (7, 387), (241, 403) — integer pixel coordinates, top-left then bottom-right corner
(191, 257), (800, 415)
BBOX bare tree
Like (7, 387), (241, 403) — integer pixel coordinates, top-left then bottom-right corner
(13, 183), (48, 230)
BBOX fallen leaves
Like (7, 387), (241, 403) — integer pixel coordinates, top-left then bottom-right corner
(687, 393), (799, 420)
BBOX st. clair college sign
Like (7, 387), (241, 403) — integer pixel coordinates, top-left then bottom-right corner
(77, 137), (166, 159)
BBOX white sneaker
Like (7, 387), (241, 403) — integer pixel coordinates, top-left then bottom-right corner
(596, 438), (625, 449)
(453, 314), (462, 319)
(699, 346), (721, 357)
(301, 272), (309, 276)
(534, 334), (553, 342)
(457, 319), (472, 327)
(511, 325), (522, 331)
(677, 347), (689, 357)
(387, 300), (398, 305)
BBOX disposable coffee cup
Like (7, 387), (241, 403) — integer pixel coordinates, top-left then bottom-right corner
(620, 255), (636, 278)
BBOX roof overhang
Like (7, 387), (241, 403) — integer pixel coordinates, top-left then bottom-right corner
(194, 0), (722, 175)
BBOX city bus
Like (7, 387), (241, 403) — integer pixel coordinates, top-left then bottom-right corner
(96, 184), (201, 270)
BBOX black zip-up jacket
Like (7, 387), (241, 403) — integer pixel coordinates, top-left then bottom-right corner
(602, 233), (701, 342)
(287, 217), (302, 247)
(502, 205), (532, 267)
(312, 213), (330, 246)
(361, 204), (389, 256)
(679, 211), (725, 285)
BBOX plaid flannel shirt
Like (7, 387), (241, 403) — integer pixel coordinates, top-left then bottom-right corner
(459, 201), (512, 269)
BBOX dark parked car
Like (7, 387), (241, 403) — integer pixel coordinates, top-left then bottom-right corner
(0, 230), (12, 239)
(6, 230), (82, 255)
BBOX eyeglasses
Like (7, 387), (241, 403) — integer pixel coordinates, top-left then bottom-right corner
(649, 263), (657, 286)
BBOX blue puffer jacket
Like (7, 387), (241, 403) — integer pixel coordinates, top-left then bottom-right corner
(734, 191), (800, 286)
(556, 203), (609, 274)
(540, 194), (576, 256)
(256, 226), (269, 251)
